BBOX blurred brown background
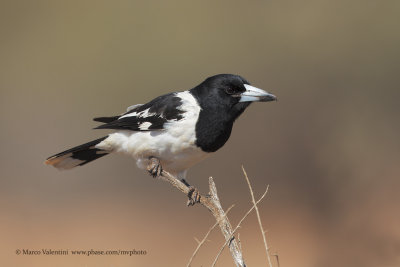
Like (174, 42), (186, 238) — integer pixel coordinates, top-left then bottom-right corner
(1, 1), (399, 266)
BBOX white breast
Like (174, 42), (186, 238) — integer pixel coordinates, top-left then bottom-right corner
(96, 91), (209, 178)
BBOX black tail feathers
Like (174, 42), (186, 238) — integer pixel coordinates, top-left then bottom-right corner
(45, 136), (109, 170)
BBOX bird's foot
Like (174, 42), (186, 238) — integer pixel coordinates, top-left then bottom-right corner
(181, 178), (201, 206)
(147, 157), (163, 178)
(187, 186), (201, 206)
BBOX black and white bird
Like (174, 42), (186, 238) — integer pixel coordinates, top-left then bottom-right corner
(46, 74), (276, 183)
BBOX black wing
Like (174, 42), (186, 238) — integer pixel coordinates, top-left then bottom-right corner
(94, 92), (185, 131)
(93, 116), (120, 123)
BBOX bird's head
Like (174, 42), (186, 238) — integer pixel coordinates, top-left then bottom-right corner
(191, 74), (276, 116)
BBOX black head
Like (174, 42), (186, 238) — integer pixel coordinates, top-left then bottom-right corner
(191, 74), (276, 152)
(190, 74), (276, 117)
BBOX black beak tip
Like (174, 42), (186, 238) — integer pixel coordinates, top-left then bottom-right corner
(261, 94), (278, 102)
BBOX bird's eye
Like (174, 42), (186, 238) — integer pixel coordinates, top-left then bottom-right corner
(225, 88), (235, 95)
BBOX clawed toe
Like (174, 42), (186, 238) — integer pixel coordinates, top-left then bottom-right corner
(147, 157), (163, 177)
(181, 179), (201, 206)
(187, 186), (201, 206)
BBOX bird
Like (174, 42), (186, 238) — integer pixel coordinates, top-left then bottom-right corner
(45, 74), (276, 202)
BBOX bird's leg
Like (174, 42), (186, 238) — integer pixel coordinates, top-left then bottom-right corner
(147, 156), (163, 178)
(181, 178), (201, 206)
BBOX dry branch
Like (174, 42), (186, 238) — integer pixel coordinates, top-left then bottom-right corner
(159, 170), (246, 267)
(186, 205), (235, 267)
(212, 185), (269, 267)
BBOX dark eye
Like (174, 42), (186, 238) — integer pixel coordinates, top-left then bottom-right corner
(225, 87), (235, 95)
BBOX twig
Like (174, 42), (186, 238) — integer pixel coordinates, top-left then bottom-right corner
(212, 186), (269, 267)
(242, 166), (274, 267)
(272, 254), (280, 267)
(186, 205), (234, 267)
(159, 170), (246, 267)
(237, 233), (242, 251)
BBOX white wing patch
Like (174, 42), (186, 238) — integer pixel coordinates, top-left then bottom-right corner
(120, 108), (157, 119)
(138, 122), (152, 130)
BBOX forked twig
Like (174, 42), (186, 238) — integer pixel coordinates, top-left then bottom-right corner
(212, 185), (269, 266)
(159, 170), (245, 267)
(186, 205), (235, 267)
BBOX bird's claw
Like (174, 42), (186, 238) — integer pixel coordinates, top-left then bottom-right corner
(147, 157), (163, 178)
(187, 186), (201, 206)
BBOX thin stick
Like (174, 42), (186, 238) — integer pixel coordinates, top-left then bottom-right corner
(212, 186), (269, 267)
(159, 170), (245, 267)
(242, 166), (273, 267)
(186, 205), (235, 267)
(272, 254), (280, 267)
(237, 233), (242, 251)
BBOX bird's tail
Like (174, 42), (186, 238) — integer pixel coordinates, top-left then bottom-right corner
(45, 136), (109, 170)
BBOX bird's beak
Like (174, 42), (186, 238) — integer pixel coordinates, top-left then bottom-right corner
(239, 84), (277, 102)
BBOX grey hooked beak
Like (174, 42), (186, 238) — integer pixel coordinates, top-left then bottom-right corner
(239, 84), (277, 102)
